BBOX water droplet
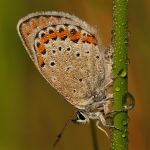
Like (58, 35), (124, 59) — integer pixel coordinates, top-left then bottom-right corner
(121, 22), (125, 26)
(124, 93), (135, 110)
(122, 133), (126, 138)
(122, 129), (127, 138)
(124, 40), (128, 44)
(119, 51), (122, 55)
(120, 69), (127, 78)
(122, 120), (128, 126)
(115, 87), (120, 92)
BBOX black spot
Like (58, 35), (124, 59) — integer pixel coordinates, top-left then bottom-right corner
(70, 28), (77, 35)
(36, 42), (40, 47)
(73, 89), (76, 93)
(52, 50), (56, 54)
(82, 40), (90, 44)
(41, 49), (46, 55)
(52, 37), (57, 40)
(42, 27), (47, 31)
(44, 39), (49, 44)
(59, 28), (64, 33)
(91, 34), (96, 38)
(64, 24), (69, 27)
(96, 56), (99, 59)
(72, 39), (79, 43)
(41, 62), (45, 67)
(49, 29), (54, 34)
(79, 79), (82, 82)
(59, 47), (62, 51)
(41, 33), (45, 37)
(66, 67), (71, 71)
(67, 47), (70, 51)
(83, 33), (86, 36)
(51, 25), (56, 27)
(61, 36), (67, 40)
(50, 62), (55, 66)
(77, 26), (82, 30)
(76, 53), (80, 57)
(86, 51), (89, 54)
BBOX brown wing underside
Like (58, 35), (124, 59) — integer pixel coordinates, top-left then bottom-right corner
(17, 12), (105, 109)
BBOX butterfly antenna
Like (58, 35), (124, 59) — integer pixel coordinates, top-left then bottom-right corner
(53, 119), (72, 147)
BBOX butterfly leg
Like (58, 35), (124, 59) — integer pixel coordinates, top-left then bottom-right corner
(95, 112), (115, 137)
(96, 120), (109, 137)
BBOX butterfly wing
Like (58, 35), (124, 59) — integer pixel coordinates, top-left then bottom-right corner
(17, 12), (105, 110)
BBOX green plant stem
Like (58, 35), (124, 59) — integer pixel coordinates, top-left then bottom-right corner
(111, 0), (128, 150)
(90, 121), (99, 150)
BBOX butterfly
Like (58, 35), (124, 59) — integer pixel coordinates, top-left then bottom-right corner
(17, 11), (113, 136)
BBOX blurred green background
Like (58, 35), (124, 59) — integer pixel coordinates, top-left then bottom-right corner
(0, 0), (149, 150)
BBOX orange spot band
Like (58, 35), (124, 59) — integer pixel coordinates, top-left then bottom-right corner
(41, 30), (69, 43)
(37, 44), (45, 53)
(40, 30), (96, 44)
(82, 36), (97, 44)
(57, 30), (69, 38)
(69, 32), (80, 40)
(38, 55), (45, 67)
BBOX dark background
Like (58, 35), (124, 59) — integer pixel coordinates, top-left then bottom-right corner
(0, 0), (149, 149)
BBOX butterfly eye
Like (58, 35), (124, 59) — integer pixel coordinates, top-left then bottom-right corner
(77, 111), (86, 121)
